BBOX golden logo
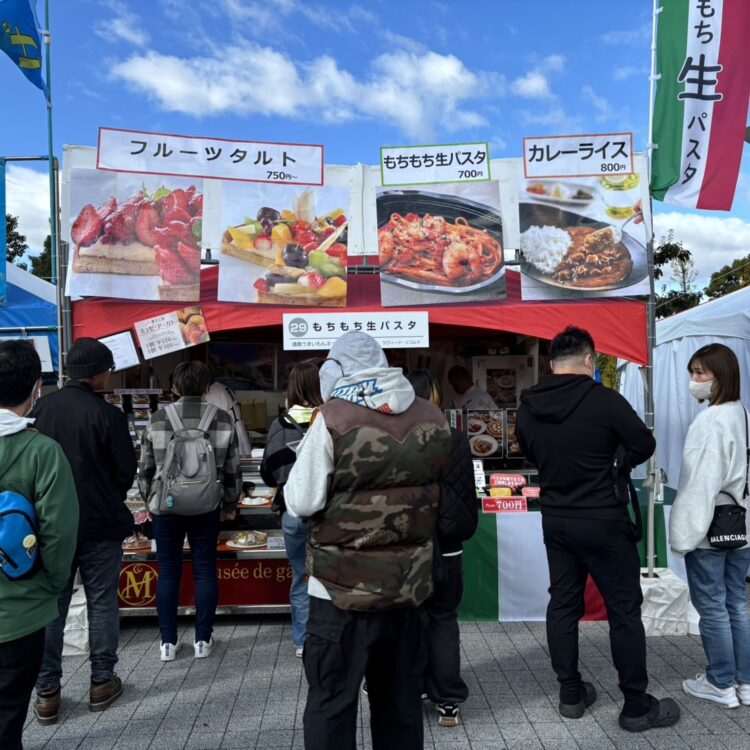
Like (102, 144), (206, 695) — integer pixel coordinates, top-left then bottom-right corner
(119, 563), (158, 607)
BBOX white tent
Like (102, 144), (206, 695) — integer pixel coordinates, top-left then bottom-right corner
(620, 285), (750, 490)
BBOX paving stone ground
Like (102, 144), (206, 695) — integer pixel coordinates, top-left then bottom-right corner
(22, 616), (750, 750)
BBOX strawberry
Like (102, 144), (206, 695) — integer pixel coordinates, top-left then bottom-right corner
(155, 246), (196, 285)
(96, 197), (117, 223)
(254, 234), (272, 253)
(163, 189), (188, 216)
(135, 204), (160, 246)
(298, 272), (325, 289)
(326, 243), (347, 261)
(174, 241), (201, 274)
(105, 204), (139, 244)
(188, 193), (203, 217)
(333, 214), (347, 227)
(186, 185), (196, 201)
(253, 278), (269, 292)
(72, 204), (102, 246)
(163, 207), (192, 225)
(165, 220), (192, 242)
(292, 221), (311, 235)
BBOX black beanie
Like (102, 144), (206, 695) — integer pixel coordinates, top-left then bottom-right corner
(66, 338), (114, 380)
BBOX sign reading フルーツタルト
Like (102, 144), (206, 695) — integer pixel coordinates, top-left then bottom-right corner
(282, 312), (429, 351)
(380, 143), (491, 186)
(651, 0), (750, 210)
(97, 128), (325, 186)
(523, 134), (634, 179)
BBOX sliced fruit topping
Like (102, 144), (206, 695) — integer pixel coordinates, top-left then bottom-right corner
(271, 283), (313, 296)
(96, 196), (118, 223)
(155, 246), (196, 285)
(188, 193), (203, 217)
(282, 244), (308, 269)
(317, 277), (347, 298)
(135, 204), (160, 246)
(298, 272), (325, 289)
(162, 189), (188, 216)
(326, 243), (347, 261)
(271, 223), (293, 246)
(254, 234), (273, 254)
(72, 204), (102, 246)
(174, 241), (201, 273)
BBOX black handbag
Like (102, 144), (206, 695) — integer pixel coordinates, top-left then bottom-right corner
(708, 408), (749, 550)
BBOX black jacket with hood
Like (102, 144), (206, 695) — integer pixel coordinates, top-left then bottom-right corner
(31, 380), (137, 543)
(516, 375), (655, 519)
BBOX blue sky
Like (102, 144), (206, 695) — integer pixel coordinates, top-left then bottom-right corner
(3, 0), (750, 286)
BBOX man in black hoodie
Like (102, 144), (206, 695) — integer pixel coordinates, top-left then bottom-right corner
(517, 327), (680, 733)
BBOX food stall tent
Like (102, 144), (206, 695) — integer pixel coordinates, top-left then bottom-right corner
(0, 262), (59, 372)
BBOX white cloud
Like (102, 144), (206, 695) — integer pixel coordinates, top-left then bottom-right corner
(94, 1), (150, 47)
(378, 29), (427, 54)
(613, 65), (648, 81)
(539, 54), (565, 73)
(110, 43), (501, 139)
(581, 85), (613, 123)
(653, 212), (750, 287)
(520, 106), (582, 132)
(512, 71), (551, 99)
(4, 166), (50, 255)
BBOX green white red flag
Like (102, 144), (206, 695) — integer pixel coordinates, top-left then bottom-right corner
(651, 0), (750, 210)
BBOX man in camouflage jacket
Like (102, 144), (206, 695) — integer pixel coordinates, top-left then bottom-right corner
(285, 332), (451, 750)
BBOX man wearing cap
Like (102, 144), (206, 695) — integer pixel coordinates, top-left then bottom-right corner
(30, 338), (137, 722)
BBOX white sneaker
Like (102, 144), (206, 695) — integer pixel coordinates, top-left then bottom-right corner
(194, 638), (214, 659)
(160, 642), (179, 662)
(683, 674), (739, 708)
(295, 647), (304, 658)
(737, 683), (750, 706)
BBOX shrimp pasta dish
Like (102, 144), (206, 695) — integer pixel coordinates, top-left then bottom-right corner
(379, 212), (503, 287)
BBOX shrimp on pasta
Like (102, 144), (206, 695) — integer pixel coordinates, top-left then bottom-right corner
(378, 212), (503, 286)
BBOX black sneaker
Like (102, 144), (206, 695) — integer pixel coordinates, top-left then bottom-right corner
(559, 681), (597, 719)
(435, 702), (459, 727)
(619, 696), (681, 732)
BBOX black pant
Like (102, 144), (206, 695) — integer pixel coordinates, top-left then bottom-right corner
(0, 628), (45, 749)
(424, 554), (469, 704)
(542, 515), (651, 716)
(303, 597), (426, 750)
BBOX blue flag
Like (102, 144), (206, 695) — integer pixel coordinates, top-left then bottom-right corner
(0, 0), (47, 97)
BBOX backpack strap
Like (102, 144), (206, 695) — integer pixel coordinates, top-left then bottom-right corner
(164, 403), (184, 433)
(196, 404), (218, 436)
(280, 411), (307, 438)
(743, 408), (749, 500)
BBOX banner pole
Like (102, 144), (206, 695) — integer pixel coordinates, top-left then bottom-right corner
(643, 0), (663, 578)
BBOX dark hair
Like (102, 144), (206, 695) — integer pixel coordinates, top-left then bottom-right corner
(447, 365), (470, 384)
(688, 344), (741, 406)
(550, 326), (596, 361)
(0, 340), (42, 408)
(172, 361), (210, 397)
(406, 369), (442, 406)
(287, 361), (323, 408)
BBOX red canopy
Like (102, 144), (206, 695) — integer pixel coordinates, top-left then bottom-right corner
(72, 267), (648, 365)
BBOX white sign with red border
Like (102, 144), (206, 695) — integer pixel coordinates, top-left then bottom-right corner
(133, 307), (210, 360)
(523, 133), (634, 178)
(97, 127), (325, 186)
(482, 497), (528, 514)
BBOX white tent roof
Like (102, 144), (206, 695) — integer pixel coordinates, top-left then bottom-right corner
(6, 262), (56, 305)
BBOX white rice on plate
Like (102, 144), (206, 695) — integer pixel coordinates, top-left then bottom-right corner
(520, 225), (572, 274)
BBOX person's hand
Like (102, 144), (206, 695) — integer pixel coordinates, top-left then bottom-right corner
(633, 199), (643, 224)
(221, 509), (236, 522)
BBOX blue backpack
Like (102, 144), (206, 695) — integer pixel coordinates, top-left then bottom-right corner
(0, 491), (40, 580)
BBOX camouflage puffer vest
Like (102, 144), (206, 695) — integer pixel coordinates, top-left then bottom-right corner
(308, 396), (451, 611)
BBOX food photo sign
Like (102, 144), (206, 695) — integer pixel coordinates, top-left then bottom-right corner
(517, 139), (651, 301)
(134, 306), (210, 360)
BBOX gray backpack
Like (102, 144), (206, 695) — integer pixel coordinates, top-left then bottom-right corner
(150, 404), (222, 516)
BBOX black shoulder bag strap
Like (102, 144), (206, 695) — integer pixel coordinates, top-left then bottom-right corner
(717, 408), (750, 506)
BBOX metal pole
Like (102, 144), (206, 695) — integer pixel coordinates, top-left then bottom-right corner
(644, 0), (662, 577)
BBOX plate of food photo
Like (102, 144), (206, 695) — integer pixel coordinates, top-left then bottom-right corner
(470, 434), (499, 457)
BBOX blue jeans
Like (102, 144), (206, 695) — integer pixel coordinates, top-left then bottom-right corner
(282, 512), (309, 648)
(36, 540), (123, 692)
(152, 509), (221, 645)
(685, 547), (750, 688)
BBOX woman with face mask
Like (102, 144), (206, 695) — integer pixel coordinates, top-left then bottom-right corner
(669, 344), (750, 709)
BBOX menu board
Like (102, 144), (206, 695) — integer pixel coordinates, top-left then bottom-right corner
(467, 410), (505, 459)
(98, 331), (140, 371)
(134, 306), (209, 360)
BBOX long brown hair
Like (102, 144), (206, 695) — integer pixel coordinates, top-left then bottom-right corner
(287, 361), (323, 408)
(688, 344), (741, 405)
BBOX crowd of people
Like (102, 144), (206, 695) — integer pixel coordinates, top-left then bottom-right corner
(0, 325), (748, 749)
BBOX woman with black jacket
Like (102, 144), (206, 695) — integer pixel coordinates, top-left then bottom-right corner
(407, 370), (479, 728)
(261, 362), (322, 657)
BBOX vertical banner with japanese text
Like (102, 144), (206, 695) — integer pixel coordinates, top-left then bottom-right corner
(651, 0), (750, 210)
(0, 158), (6, 306)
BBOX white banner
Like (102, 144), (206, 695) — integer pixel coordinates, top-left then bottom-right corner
(523, 133), (634, 178)
(98, 128), (324, 186)
(283, 311), (429, 351)
(98, 331), (140, 371)
(134, 307), (210, 360)
(380, 143), (490, 186)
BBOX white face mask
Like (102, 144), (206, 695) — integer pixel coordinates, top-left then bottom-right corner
(689, 379), (714, 402)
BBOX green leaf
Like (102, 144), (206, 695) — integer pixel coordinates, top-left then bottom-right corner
(152, 186), (172, 202)
(192, 219), (202, 240)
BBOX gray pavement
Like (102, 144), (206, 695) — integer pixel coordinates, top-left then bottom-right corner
(22, 617), (750, 750)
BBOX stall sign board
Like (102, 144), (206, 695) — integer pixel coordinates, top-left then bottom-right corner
(98, 127), (324, 186)
(0, 335), (53, 371)
(98, 331), (140, 372)
(380, 142), (491, 186)
(118, 560), (292, 609)
(472, 460), (486, 491)
(114, 389), (162, 396)
(490, 473), (528, 490)
(482, 497), (528, 514)
(134, 307), (210, 360)
(283, 312), (429, 351)
(523, 133), (634, 178)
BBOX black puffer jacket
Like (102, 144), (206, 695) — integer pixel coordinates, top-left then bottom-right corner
(438, 428), (479, 554)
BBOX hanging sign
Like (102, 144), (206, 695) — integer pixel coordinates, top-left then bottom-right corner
(482, 497), (528, 514)
(380, 142), (491, 186)
(283, 311), (429, 351)
(134, 306), (210, 360)
(97, 127), (324, 186)
(523, 133), (634, 179)
(98, 331), (140, 371)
